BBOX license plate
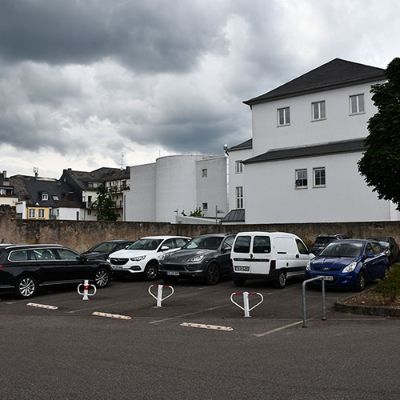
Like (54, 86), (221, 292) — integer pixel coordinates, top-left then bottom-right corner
(235, 266), (250, 272)
(319, 275), (334, 281)
(112, 266), (124, 270)
(167, 271), (179, 276)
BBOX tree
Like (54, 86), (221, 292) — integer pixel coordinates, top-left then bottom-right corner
(93, 184), (119, 221)
(358, 57), (400, 209)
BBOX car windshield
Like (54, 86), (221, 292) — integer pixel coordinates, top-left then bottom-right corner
(314, 237), (336, 246)
(320, 242), (363, 258)
(183, 236), (223, 250)
(88, 242), (121, 253)
(127, 239), (163, 251)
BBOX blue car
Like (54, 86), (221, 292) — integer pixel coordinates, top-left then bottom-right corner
(305, 239), (389, 291)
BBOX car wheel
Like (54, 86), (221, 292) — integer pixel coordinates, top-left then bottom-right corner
(15, 275), (37, 298)
(94, 268), (110, 288)
(204, 263), (220, 285)
(354, 271), (366, 292)
(144, 262), (159, 281)
(233, 278), (245, 287)
(273, 271), (287, 289)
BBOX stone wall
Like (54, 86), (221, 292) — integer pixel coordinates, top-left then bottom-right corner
(1, 206), (399, 252)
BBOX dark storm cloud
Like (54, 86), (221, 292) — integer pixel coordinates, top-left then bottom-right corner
(0, 0), (228, 73)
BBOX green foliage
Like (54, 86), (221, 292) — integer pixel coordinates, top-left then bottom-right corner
(189, 207), (203, 217)
(358, 57), (400, 210)
(376, 264), (400, 304)
(93, 184), (119, 221)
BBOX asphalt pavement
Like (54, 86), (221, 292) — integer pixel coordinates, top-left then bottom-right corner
(1, 277), (399, 399)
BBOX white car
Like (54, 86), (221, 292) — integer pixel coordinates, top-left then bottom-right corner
(108, 236), (191, 280)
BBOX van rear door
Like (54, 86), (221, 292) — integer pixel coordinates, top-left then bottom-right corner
(232, 235), (272, 276)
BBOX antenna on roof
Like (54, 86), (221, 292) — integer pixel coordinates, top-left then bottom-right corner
(120, 152), (125, 170)
(33, 167), (39, 178)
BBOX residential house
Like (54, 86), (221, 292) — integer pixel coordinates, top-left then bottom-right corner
(228, 58), (400, 223)
(11, 175), (84, 220)
(0, 171), (18, 207)
(125, 155), (227, 223)
(60, 167), (130, 221)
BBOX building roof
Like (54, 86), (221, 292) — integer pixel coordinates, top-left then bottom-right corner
(244, 58), (386, 106)
(243, 138), (366, 165)
(10, 175), (83, 208)
(227, 139), (253, 152)
(221, 209), (245, 223)
(62, 167), (130, 190)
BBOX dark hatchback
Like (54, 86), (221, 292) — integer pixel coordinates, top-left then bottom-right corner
(310, 234), (349, 256)
(0, 244), (112, 298)
(159, 234), (236, 285)
(82, 240), (136, 261)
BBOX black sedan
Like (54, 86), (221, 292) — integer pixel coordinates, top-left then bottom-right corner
(82, 240), (135, 261)
(0, 244), (112, 298)
(159, 234), (236, 285)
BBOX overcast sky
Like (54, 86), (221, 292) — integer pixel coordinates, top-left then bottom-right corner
(1, 0), (399, 178)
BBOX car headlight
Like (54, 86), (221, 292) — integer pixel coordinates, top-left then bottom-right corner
(342, 261), (357, 273)
(187, 254), (205, 263)
(306, 261), (311, 271)
(130, 255), (146, 262)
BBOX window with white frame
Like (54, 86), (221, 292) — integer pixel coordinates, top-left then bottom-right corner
(28, 209), (36, 218)
(295, 169), (308, 189)
(312, 101), (326, 121)
(277, 107), (290, 126)
(349, 94), (365, 114)
(42, 193), (48, 201)
(313, 167), (326, 187)
(202, 168), (208, 178)
(236, 186), (244, 209)
(235, 160), (243, 174)
(38, 209), (45, 218)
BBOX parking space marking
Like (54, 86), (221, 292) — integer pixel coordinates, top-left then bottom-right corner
(92, 312), (132, 320)
(253, 320), (303, 337)
(180, 322), (233, 331)
(27, 303), (58, 310)
(149, 304), (230, 324)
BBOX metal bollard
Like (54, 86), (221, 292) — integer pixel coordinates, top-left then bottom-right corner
(77, 279), (97, 301)
(230, 291), (264, 318)
(148, 284), (174, 307)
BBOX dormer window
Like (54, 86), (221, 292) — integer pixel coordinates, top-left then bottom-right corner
(42, 193), (48, 201)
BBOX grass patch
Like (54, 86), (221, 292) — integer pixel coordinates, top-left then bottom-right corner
(376, 263), (400, 305)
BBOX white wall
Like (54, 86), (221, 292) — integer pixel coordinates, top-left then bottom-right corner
(228, 148), (252, 211)
(16, 201), (26, 219)
(54, 208), (83, 220)
(250, 81), (384, 156)
(125, 163), (156, 222)
(156, 155), (202, 223)
(245, 151), (392, 223)
(196, 156), (227, 218)
(0, 197), (18, 207)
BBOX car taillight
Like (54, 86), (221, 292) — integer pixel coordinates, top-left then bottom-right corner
(0, 264), (4, 270)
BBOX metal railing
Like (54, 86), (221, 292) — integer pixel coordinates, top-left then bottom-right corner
(302, 276), (332, 328)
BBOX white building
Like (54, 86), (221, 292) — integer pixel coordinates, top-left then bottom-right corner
(227, 58), (400, 224)
(125, 155), (227, 223)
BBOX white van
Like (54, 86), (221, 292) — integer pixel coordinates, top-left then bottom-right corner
(231, 231), (313, 288)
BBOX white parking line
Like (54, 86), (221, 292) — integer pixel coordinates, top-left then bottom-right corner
(27, 303), (58, 310)
(180, 322), (233, 331)
(149, 304), (230, 324)
(253, 320), (303, 337)
(92, 312), (132, 320)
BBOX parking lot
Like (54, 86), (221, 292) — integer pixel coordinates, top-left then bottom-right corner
(1, 278), (400, 399)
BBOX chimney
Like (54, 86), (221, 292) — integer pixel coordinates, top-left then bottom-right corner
(2, 171), (6, 178)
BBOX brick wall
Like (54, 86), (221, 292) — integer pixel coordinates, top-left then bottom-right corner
(1, 206), (399, 252)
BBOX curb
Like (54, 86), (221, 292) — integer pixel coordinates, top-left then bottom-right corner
(334, 300), (400, 317)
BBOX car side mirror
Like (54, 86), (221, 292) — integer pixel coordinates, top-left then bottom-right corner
(160, 245), (169, 252)
(222, 246), (231, 253)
